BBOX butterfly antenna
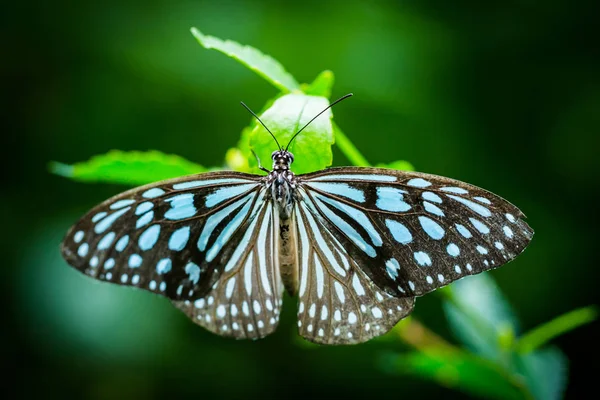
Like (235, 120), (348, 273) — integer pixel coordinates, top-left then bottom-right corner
(240, 101), (282, 151)
(285, 93), (353, 151)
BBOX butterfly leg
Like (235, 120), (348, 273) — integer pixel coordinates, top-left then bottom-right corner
(251, 148), (270, 174)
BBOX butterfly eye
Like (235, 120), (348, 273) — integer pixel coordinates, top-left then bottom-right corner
(271, 151), (279, 160)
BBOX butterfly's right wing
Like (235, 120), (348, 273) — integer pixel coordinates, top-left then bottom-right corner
(293, 200), (414, 345)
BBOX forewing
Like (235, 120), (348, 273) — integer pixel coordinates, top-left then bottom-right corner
(298, 167), (534, 297)
(173, 201), (284, 339)
(294, 199), (414, 345)
(61, 171), (268, 302)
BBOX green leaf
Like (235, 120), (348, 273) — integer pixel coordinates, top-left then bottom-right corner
(376, 160), (415, 172)
(516, 305), (597, 354)
(190, 28), (300, 93)
(249, 93), (334, 174)
(515, 347), (568, 400)
(442, 273), (520, 361)
(50, 150), (206, 186)
(381, 351), (529, 400)
(302, 70), (335, 98)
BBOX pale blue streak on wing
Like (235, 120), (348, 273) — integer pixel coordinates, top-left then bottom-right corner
(198, 194), (254, 252)
(110, 199), (135, 210)
(135, 201), (154, 215)
(376, 186), (411, 212)
(423, 201), (445, 217)
(205, 196), (254, 262)
(172, 178), (251, 190)
(298, 199), (347, 277)
(418, 216), (445, 240)
(310, 174), (396, 182)
(446, 195), (492, 217)
(474, 196), (491, 204)
(440, 187), (468, 194)
(168, 226), (190, 251)
(422, 192), (442, 203)
(136, 210), (154, 229)
(223, 205), (263, 273)
(142, 188), (165, 198)
(455, 223), (473, 238)
(139, 224), (161, 251)
(95, 207), (131, 234)
(407, 178), (432, 188)
(308, 197), (376, 258)
(97, 232), (116, 250)
(314, 193), (383, 246)
(385, 219), (413, 244)
(115, 235), (129, 251)
(305, 181), (365, 203)
(255, 204), (274, 295)
(294, 205), (312, 298)
(205, 183), (258, 208)
(469, 217), (490, 234)
(91, 212), (107, 223)
(164, 193), (196, 220)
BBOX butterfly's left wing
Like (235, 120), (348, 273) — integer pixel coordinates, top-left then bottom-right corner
(61, 171), (283, 339)
(297, 167), (534, 299)
(174, 199), (284, 339)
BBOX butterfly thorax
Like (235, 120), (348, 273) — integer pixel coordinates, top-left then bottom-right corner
(267, 150), (297, 220)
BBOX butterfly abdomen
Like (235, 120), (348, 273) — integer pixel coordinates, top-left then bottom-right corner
(278, 216), (299, 296)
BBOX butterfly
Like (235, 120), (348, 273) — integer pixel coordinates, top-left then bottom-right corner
(60, 94), (533, 345)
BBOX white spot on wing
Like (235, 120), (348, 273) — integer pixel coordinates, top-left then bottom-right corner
(407, 178), (431, 188)
(446, 194), (492, 217)
(376, 187), (411, 212)
(74, 231), (84, 243)
(110, 199), (135, 210)
(419, 216), (445, 240)
(414, 251), (432, 266)
(334, 281), (345, 303)
(243, 251), (254, 296)
(440, 187), (468, 194)
(351, 274), (366, 296)
(142, 188), (165, 198)
(386, 219), (413, 244)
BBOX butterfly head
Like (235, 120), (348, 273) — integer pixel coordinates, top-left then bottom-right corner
(271, 150), (294, 171)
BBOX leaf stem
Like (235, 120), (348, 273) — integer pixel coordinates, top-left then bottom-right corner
(332, 122), (371, 167)
(516, 305), (597, 354)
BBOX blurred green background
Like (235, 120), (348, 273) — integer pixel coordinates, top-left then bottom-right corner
(4, 0), (598, 398)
